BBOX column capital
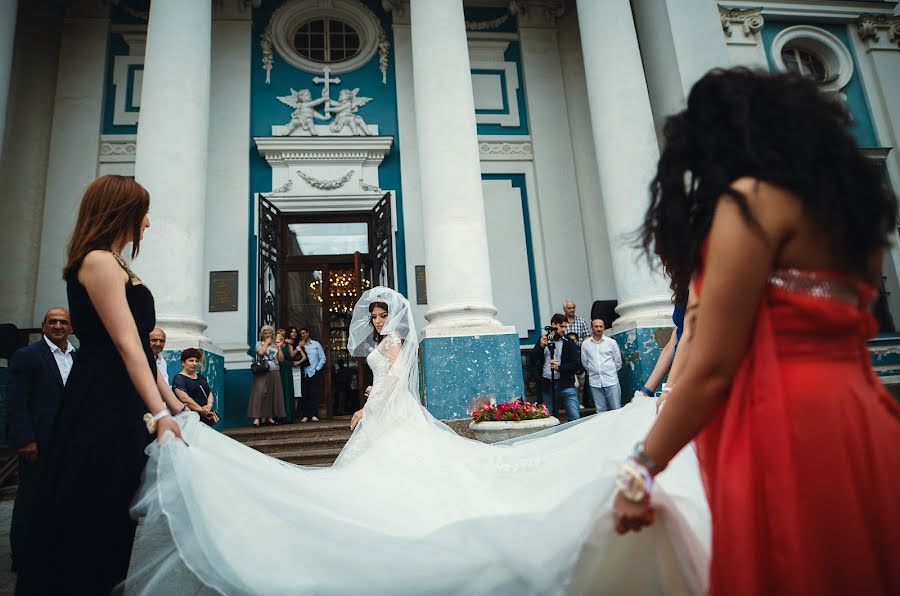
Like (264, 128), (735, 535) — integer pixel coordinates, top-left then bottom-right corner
(383, 0), (410, 26)
(856, 14), (900, 51)
(718, 6), (764, 40)
(510, 0), (564, 28)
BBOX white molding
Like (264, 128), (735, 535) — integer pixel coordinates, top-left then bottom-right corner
(478, 136), (533, 160)
(112, 54), (144, 126)
(770, 25), (854, 91)
(254, 135), (394, 162)
(719, 1), (896, 22)
(99, 134), (137, 163)
(256, 192), (387, 213)
(266, 0), (381, 76)
(469, 40), (521, 128)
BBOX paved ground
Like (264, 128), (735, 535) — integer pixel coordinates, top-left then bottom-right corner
(0, 499), (218, 595)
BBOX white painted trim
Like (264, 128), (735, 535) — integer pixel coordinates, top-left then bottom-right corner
(770, 25), (854, 91)
(99, 134), (137, 163)
(478, 135), (533, 160)
(267, 0), (380, 75)
(466, 31), (519, 42)
(719, 1), (897, 22)
(478, 160), (550, 336)
(471, 60), (520, 127)
(112, 55), (144, 126)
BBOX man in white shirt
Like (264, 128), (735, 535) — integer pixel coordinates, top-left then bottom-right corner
(149, 327), (169, 382)
(580, 318), (623, 413)
(7, 307), (74, 572)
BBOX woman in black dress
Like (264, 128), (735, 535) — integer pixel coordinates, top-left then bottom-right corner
(16, 175), (185, 595)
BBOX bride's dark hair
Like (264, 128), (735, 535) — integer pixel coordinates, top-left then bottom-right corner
(640, 67), (897, 299)
(369, 301), (389, 344)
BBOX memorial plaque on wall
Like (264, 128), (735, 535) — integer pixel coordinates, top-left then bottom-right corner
(209, 270), (239, 312)
(415, 265), (427, 305)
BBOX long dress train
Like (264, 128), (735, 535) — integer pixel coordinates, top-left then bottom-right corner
(122, 289), (711, 595)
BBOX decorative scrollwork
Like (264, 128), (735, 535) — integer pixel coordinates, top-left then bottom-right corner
(856, 14), (900, 47)
(272, 179), (293, 194)
(360, 179), (383, 192)
(718, 6), (764, 37)
(297, 169), (355, 190)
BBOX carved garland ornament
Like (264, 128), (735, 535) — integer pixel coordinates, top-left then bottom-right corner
(297, 169), (355, 190)
(272, 179), (293, 194)
(465, 12), (511, 31)
(718, 6), (764, 37)
(856, 14), (900, 47)
(360, 179), (383, 192)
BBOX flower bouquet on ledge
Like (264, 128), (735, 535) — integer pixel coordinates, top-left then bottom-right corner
(468, 398), (560, 444)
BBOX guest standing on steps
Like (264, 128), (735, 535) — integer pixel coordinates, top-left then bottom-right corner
(247, 324), (286, 427)
(299, 326), (325, 422)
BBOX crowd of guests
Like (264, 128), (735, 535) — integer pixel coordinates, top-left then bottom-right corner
(529, 300), (624, 421)
(248, 324), (325, 426)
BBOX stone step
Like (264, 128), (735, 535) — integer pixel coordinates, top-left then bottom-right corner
(243, 434), (351, 454)
(268, 448), (345, 466)
(225, 419), (352, 442)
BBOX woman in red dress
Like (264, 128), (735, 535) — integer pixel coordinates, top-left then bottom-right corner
(614, 68), (900, 595)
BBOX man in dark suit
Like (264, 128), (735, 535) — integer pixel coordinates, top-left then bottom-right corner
(530, 313), (582, 421)
(7, 307), (74, 573)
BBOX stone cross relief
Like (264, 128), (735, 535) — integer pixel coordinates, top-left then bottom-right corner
(276, 66), (374, 136)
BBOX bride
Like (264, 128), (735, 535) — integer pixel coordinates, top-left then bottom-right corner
(123, 287), (710, 595)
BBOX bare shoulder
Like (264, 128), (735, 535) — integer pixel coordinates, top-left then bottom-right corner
(727, 177), (803, 240)
(78, 250), (129, 285)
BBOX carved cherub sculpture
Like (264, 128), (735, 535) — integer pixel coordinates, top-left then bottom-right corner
(326, 88), (373, 136)
(276, 88), (328, 136)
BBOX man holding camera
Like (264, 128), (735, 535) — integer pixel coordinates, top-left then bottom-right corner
(530, 313), (581, 421)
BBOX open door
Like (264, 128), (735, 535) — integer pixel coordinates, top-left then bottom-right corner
(257, 194), (283, 332)
(371, 192), (394, 289)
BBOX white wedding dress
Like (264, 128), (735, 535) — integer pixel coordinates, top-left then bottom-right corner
(123, 290), (710, 595)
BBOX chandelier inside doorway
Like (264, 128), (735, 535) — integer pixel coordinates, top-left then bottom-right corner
(309, 268), (371, 313)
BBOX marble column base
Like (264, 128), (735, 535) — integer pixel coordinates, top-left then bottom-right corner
(420, 325), (525, 420)
(610, 325), (675, 402)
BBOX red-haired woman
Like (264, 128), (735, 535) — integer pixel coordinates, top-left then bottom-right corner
(16, 175), (185, 595)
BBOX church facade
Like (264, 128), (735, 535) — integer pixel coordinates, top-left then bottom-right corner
(2, 0), (900, 426)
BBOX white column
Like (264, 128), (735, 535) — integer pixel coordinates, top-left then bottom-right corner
(134, 0), (212, 344)
(0, 4), (60, 327)
(0, 0), (17, 160)
(517, 6), (593, 314)
(409, 0), (500, 329)
(204, 11), (252, 366)
(33, 7), (110, 321)
(575, 0), (671, 330)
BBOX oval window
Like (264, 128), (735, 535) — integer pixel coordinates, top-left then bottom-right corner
(293, 18), (361, 64)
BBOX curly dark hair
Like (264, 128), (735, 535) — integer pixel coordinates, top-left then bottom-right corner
(641, 67), (897, 300)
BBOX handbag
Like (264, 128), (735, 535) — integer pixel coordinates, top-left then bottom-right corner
(199, 384), (221, 425)
(251, 354), (268, 375)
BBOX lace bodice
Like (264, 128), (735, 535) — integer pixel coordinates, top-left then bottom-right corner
(366, 334), (402, 389)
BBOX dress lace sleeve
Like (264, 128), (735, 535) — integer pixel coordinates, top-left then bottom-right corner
(377, 334), (403, 363)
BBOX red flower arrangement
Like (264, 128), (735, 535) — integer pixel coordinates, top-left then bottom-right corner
(471, 398), (550, 423)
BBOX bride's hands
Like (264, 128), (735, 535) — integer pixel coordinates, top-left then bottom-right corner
(350, 409), (363, 430)
(613, 491), (655, 534)
(156, 415), (184, 444)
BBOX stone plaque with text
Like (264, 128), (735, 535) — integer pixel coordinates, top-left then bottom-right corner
(415, 266), (427, 305)
(209, 270), (238, 312)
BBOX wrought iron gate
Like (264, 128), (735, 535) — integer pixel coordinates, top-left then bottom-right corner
(257, 194), (283, 332)
(371, 192), (394, 289)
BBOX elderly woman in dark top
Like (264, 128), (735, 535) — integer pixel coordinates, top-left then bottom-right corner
(172, 348), (217, 427)
(248, 324), (286, 427)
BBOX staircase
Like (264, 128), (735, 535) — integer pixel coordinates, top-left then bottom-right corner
(224, 417), (354, 466)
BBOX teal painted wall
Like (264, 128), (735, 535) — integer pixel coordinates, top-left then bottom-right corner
(612, 327), (666, 404)
(222, 367), (254, 428)
(761, 22), (879, 147)
(248, 0), (408, 347)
